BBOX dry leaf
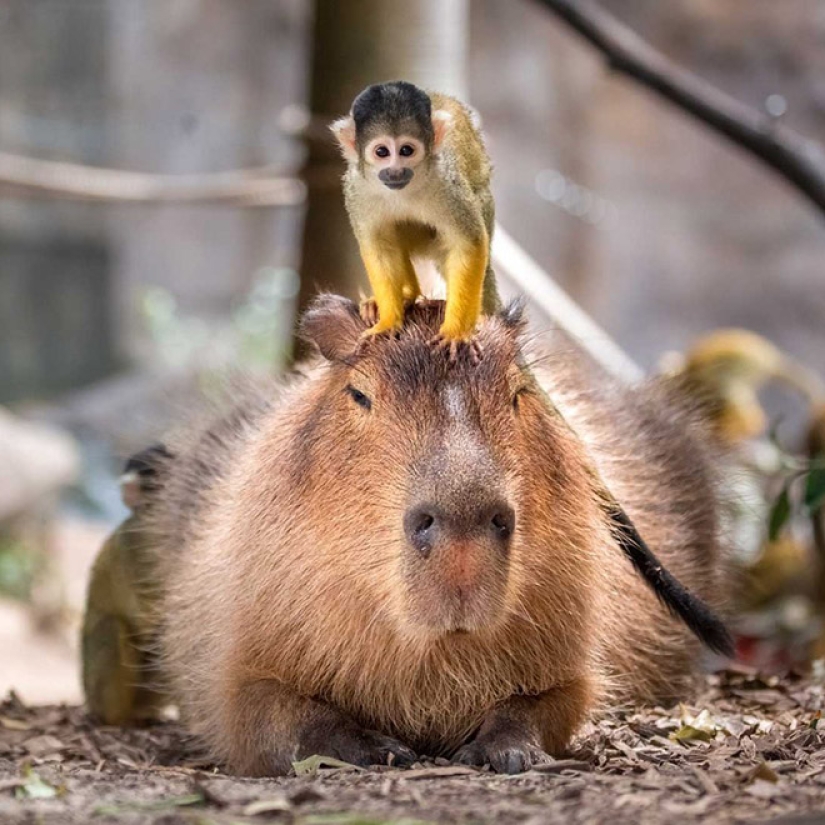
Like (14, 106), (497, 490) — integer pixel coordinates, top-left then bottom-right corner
(291, 754), (362, 776)
(242, 796), (291, 816)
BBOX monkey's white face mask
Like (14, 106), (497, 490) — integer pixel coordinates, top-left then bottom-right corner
(331, 109), (452, 192)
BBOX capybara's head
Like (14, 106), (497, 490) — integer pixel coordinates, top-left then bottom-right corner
(295, 296), (597, 641)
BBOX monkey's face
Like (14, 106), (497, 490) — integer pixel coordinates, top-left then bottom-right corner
(362, 133), (428, 191)
(331, 82), (453, 195)
(298, 297), (594, 643)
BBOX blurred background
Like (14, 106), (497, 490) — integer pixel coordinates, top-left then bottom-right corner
(1, 0), (824, 704)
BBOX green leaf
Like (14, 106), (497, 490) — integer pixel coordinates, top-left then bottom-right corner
(14, 768), (58, 800)
(804, 467), (825, 513)
(768, 487), (792, 541)
(670, 724), (714, 743)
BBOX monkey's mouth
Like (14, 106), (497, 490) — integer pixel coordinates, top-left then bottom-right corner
(378, 168), (413, 190)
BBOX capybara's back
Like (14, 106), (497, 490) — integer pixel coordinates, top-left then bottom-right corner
(148, 297), (728, 775)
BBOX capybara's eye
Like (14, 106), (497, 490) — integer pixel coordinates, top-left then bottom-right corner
(346, 384), (372, 411)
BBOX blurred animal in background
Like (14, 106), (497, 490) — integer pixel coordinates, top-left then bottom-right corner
(141, 296), (730, 776)
(81, 444), (172, 725)
(331, 81), (498, 358)
(659, 329), (825, 669)
(658, 328), (824, 445)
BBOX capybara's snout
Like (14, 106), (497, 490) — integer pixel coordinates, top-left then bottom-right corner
(403, 497), (515, 559)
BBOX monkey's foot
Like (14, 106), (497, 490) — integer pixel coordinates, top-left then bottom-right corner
(360, 298), (415, 329)
(359, 298), (380, 328)
(454, 731), (548, 775)
(356, 321), (403, 355)
(299, 719), (417, 769)
(429, 333), (483, 365)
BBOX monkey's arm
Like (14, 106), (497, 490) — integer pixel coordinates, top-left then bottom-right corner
(359, 233), (420, 336)
(438, 234), (490, 342)
(221, 679), (417, 776)
(453, 677), (591, 773)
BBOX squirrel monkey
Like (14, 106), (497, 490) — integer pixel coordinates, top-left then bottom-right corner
(659, 328), (825, 444)
(331, 81), (499, 357)
(81, 445), (172, 725)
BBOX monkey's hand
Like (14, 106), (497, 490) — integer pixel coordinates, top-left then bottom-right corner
(430, 333), (483, 365)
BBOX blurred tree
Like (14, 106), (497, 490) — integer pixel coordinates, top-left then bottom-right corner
(296, 0), (468, 353)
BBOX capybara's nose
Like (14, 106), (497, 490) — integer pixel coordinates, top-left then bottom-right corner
(404, 500), (515, 558)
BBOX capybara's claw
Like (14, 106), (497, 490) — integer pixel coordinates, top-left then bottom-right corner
(429, 334), (483, 365)
(454, 734), (547, 775)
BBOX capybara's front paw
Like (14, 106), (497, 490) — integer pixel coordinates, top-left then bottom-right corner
(299, 719), (417, 769)
(454, 731), (547, 774)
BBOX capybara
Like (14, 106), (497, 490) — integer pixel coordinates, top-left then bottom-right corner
(146, 296), (728, 775)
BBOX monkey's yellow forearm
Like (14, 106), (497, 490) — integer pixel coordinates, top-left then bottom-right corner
(440, 240), (489, 341)
(360, 241), (419, 336)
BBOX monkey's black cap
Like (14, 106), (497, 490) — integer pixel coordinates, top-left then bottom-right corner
(351, 81), (434, 145)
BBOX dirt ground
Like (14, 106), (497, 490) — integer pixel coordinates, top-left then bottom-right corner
(1, 670), (824, 825)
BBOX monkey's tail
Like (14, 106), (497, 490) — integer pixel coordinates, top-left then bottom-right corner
(607, 505), (736, 658)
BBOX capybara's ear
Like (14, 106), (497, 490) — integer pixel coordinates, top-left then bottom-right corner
(299, 294), (365, 361)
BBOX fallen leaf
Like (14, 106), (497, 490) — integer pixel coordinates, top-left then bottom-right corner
(292, 754), (362, 776)
(671, 725), (714, 743)
(23, 734), (65, 757)
(14, 768), (59, 800)
(749, 762), (779, 783)
(93, 792), (205, 814)
(745, 779), (782, 799)
(242, 796), (291, 816)
(402, 766), (477, 779)
(0, 716), (31, 731)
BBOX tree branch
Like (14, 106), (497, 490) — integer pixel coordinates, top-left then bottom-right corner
(0, 151), (305, 207)
(533, 0), (825, 218)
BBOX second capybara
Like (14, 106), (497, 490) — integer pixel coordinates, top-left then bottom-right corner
(144, 296), (729, 775)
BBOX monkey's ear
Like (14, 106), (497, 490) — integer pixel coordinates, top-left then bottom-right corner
(431, 110), (453, 150)
(330, 116), (358, 162)
(299, 294), (365, 361)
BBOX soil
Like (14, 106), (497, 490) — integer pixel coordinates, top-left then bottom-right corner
(1, 670), (824, 825)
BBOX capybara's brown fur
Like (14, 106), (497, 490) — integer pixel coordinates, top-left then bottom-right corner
(147, 296), (727, 776)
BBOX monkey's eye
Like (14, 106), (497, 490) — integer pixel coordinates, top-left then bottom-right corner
(374, 145), (390, 159)
(399, 144), (415, 157)
(346, 384), (372, 411)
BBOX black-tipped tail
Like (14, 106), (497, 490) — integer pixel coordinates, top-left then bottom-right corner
(607, 505), (735, 658)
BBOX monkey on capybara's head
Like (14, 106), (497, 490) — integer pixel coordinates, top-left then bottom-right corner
(147, 296), (729, 776)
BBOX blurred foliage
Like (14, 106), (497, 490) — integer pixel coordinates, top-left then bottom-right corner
(0, 534), (36, 601)
(766, 438), (825, 542)
(141, 266), (300, 377)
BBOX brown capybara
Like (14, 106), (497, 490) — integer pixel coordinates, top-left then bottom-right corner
(146, 296), (728, 776)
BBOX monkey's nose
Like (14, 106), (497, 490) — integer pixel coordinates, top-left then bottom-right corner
(404, 501), (515, 558)
(379, 168), (413, 189)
